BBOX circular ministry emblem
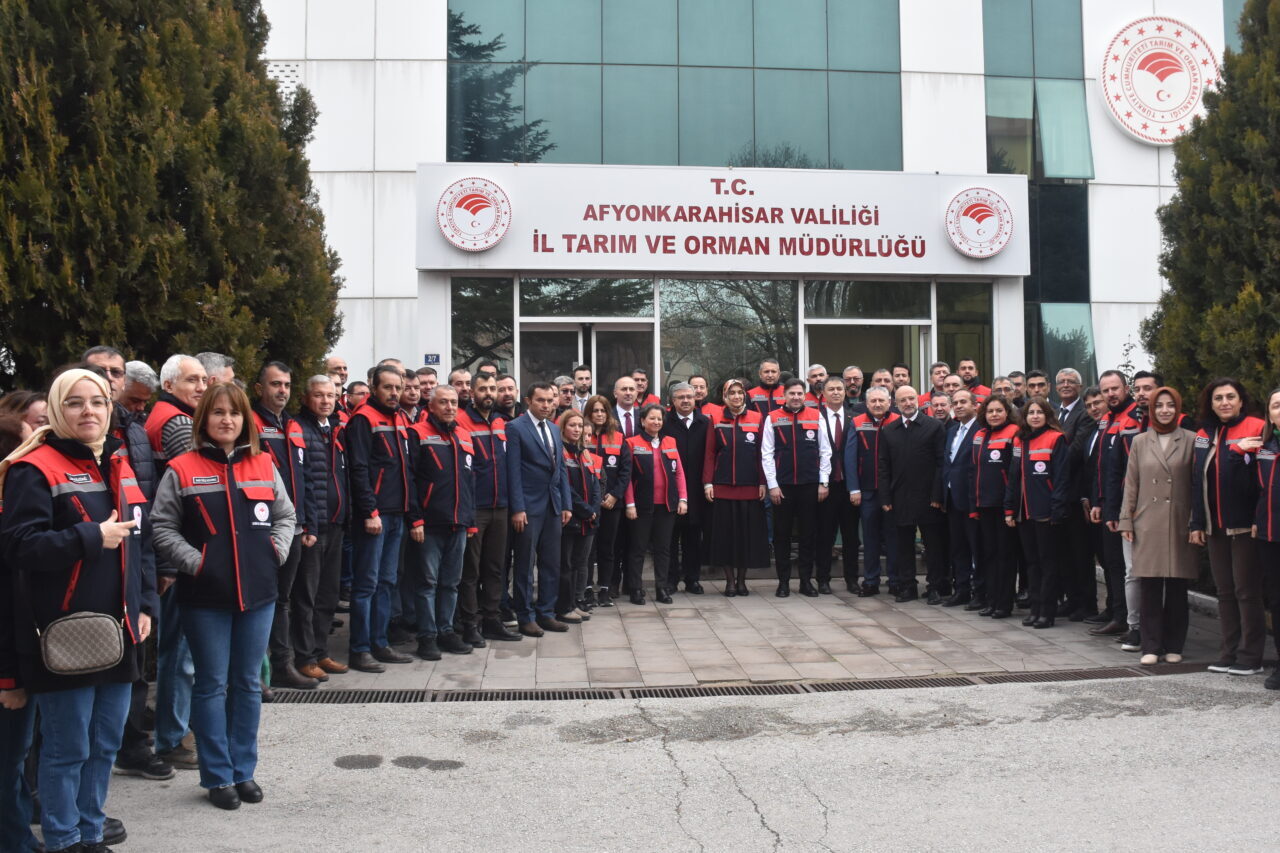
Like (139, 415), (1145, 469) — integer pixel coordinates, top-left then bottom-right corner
(608, 454), (617, 466)
(1101, 17), (1219, 145)
(254, 502), (270, 523)
(944, 188), (1014, 259)
(745, 432), (756, 443)
(1034, 461), (1047, 474)
(989, 449), (1001, 461)
(132, 505), (143, 530)
(436, 177), (512, 252)
(805, 430), (816, 440)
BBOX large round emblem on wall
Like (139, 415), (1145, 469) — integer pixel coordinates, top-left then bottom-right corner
(944, 187), (1014, 259)
(436, 177), (512, 252)
(1100, 16), (1220, 146)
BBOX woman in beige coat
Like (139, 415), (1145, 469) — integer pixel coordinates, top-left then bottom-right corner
(1117, 387), (1198, 665)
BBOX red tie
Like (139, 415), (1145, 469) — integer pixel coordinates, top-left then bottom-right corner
(624, 411), (633, 436)
(833, 413), (843, 448)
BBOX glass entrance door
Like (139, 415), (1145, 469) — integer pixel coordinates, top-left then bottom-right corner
(518, 322), (655, 396)
(591, 324), (653, 397)
(806, 324), (930, 388)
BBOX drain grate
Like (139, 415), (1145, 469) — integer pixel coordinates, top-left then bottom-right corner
(975, 667), (1138, 684)
(805, 676), (974, 692)
(272, 688), (429, 704)
(434, 688), (621, 702)
(626, 683), (805, 699)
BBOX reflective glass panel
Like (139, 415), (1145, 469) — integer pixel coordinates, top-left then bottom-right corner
(603, 66), (679, 165)
(603, 0), (677, 64)
(520, 278), (655, 317)
(660, 279), (799, 390)
(519, 329), (580, 391)
(808, 324), (920, 385)
(447, 62), (536, 162)
(982, 0), (1033, 77)
(754, 0), (826, 69)
(804, 281), (929, 320)
(1031, 0), (1083, 79)
(1035, 79), (1093, 179)
(679, 67), (754, 166)
(755, 70), (828, 168)
(448, 0), (524, 61)
(679, 0), (753, 67)
(527, 0), (601, 63)
(595, 330), (654, 395)
(985, 77), (1033, 175)
(1028, 183), (1089, 302)
(829, 0), (901, 72)
(829, 71), (902, 170)
(936, 283), (993, 383)
(1036, 302), (1096, 380)
(1225, 0), (1247, 53)
(525, 64), (602, 164)
(452, 278), (515, 373)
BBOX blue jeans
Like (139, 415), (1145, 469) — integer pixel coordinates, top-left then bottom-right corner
(512, 504), (562, 623)
(349, 513), (405, 652)
(35, 682), (130, 851)
(154, 585), (193, 754)
(859, 498), (898, 586)
(414, 529), (466, 639)
(0, 702), (37, 852)
(183, 602), (274, 790)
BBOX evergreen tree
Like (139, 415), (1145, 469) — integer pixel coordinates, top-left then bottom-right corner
(0, 0), (341, 390)
(1143, 0), (1280, 404)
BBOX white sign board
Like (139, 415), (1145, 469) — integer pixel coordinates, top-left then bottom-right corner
(416, 163), (1029, 277)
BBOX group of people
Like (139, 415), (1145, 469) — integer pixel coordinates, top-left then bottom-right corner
(1, 346), (1279, 853)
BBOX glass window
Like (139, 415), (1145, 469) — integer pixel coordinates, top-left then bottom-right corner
(452, 278), (514, 373)
(660, 279), (798, 390)
(829, 0), (900, 72)
(1027, 302), (1096, 380)
(519, 329), (580, 391)
(679, 67), (754, 166)
(526, 0), (601, 63)
(829, 71), (901, 170)
(1225, 0), (1248, 53)
(1028, 183), (1089, 302)
(808, 324), (921, 385)
(594, 329), (654, 394)
(603, 0), (677, 64)
(754, 70), (828, 167)
(1031, 0), (1083, 79)
(985, 77), (1033, 175)
(603, 66), (678, 165)
(448, 0), (524, 61)
(448, 62), (543, 162)
(525, 64), (602, 164)
(519, 278), (655, 317)
(1035, 79), (1093, 179)
(754, 0), (826, 69)
(804, 281), (929, 320)
(982, 0), (1032, 77)
(936, 283), (993, 382)
(679, 0), (753, 67)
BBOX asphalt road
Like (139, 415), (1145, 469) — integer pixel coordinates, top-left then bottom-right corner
(103, 673), (1278, 852)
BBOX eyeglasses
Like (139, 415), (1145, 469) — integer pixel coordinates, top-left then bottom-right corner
(62, 396), (111, 412)
(104, 368), (125, 378)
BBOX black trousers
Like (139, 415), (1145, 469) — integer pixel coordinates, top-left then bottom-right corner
(558, 530), (593, 614)
(978, 507), (1017, 611)
(459, 506), (508, 625)
(773, 483), (818, 583)
(301, 526), (344, 665)
(815, 484), (858, 585)
(1260, 538), (1280, 660)
(597, 504), (627, 590)
(1020, 519), (1062, 617)
(1100, 526), (1127, 621)
(268, 536), (303, 664)
(946, 505), (980, 596)
(669, 507), (705, 586)
(628, 508), (676, 592)
(1139, 577), (1189, 655)
(894, 521), (947, 592)
(1062, 505), (1096, 613)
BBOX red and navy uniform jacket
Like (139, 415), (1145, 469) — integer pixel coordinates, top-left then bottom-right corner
(767, 405), (822, 485)
(588, 429), (631, 506)
(803, 391), (822, 409)
(965, 379), (992, 404)
(252, 404), (311, 533)
(1253, 435), (1280, 541)
(1191, 414), (1266, 533)
(844, 412), (900, 496)
(346, 399), (416, 520)
(706, 408), (766, 486)
(627, 434), (683, 512)
(746, 383), (784, 416)
(144, 393), (194, 469)
(412, 416), (476, 533)
(563, 447), (602, 534)
(1101, 399), (1144, 522)
(402, 406), (426, 425)
(0, 436), (155, 692)
(296, 408), (349, 527)
(638, 393), (661, 409)
(695, 401), (721, 420)
(971, 423), (1018, 511)
(458, 405), (508, 510)
(1005, 428), (1070, 522)
(166, 448), (282, 611)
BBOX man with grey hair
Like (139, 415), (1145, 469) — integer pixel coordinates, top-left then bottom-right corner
(553, 374), (573, 417)
(195, 351), (236, 386)
(805, 364), (828, 406)
(663, 382), (711, 593)
(1054, 368), (1086, 440)
(846, 385), (897, 594)
(123, 360), (159, 413)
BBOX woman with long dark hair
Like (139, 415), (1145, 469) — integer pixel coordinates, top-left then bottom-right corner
(971, 395), (1019, 618)
(624, 404), (687, 604)
(583, 394), (629, 607)
(704, 379), (769, 596)
(557, 409), (600, 622)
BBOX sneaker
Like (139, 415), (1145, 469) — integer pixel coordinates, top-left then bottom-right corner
(582, 588), (598, 609)
(1206, 659), (1235, 673)
(157, 744), (199, 770)
(113, 750), (175, 780)
(1265, 668), (1280, 690)
(1227, 664), (1264, 676)
(500, 607), (519, 627)
(1119, 629), (1141, 652)
(597, 588), (614, 608)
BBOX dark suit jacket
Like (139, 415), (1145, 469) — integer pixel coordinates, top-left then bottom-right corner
(877, 413), (945, 526)
(816, 405), (851, 488)
(504, 413), (571, 517)
(942, 418), (978, 513)
(1058, 400), (1087, 444)
(662, 410), (711, 520)
(1077, 414), (1105, 506)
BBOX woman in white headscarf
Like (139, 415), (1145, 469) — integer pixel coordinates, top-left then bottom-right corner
(0, 369), (155, 853)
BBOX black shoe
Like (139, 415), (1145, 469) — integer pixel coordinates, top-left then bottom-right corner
(1082, 610), (1112, 625)
(857, 584), (879, 597)
(1015, 592), (1031, 608)
(347, 651), (386, 672)
(260, 683), (275, 703)
(629, 590), (646, 605)
(817, 581), (833, 595)
(582, 588), (598, 608)
(977, 606), (994, 617)
(798, 581), (819, 597)
(1067, 608), (1092, 623)
(461, 625), (487, 648)
(942, 592), (970, 607)
(1089, 619), (1128, 636)
(989, 609), (1011, 619)
(500, 606), (519, 627)
(1021, 614), (1037, 626)
(81, 844), (114, 853)
(1264, 668), (1280, 690)
(438, 632), (473, 655)
(926, 591), (944, 605)
(269, 661), (320, 690)
(387, 624), (415, 645)
(372, 645), (413, 664)
(235, 780), (264, 804)
(1033, 616), (1055, 629)
(1120, 629), (1141, 651)
(597, 589), (614, 608)
(415, 637), (442, 661)
(1206, 658), (1235, 673)
(209, 784), (241, 810)
(113, 749), (175, 781)
(685, 581), (704, 594)
(723, 582), (737, 597)
(480, 618), (521, 641)
(894, 587), (918, 603)
(655, 589), (673, 604)
(103, 816), (126, 846)
(735, 581), (749, 596)
(775, 583), (791, 598)
(964, 598), (986, 612)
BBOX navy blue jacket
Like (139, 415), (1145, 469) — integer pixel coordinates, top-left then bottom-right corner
(504, 413), (572, 517)
(942, 418), (978, 513)
(296, 408), (349, 528)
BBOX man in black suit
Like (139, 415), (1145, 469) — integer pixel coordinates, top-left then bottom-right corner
(663, 382), (710, 593)
(1054, 368), (1086, 442)
(878, 385), (947, 603)
(1068, 384), (1108, 622)
(815, 376), (857, 593)
(941, 389), (981, 608)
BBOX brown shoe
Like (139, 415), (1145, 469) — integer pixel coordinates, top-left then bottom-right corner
(317, 657), (348, 674)
(297, 662), (329, 682)
(536, 617), (569, 632)
(519, 621), (545, 638)
(555, 611), (583, 624)
(1088, 619), (1127, 636)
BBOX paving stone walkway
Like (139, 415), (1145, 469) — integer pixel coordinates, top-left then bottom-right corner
(317, 579), (1223, 691)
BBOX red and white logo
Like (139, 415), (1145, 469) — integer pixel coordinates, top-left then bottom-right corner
(944, 188), (1014, 259)
(1101, 16), (1219, 145)
(436, 177), (512, 252)
(254, 502), (270, 523)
